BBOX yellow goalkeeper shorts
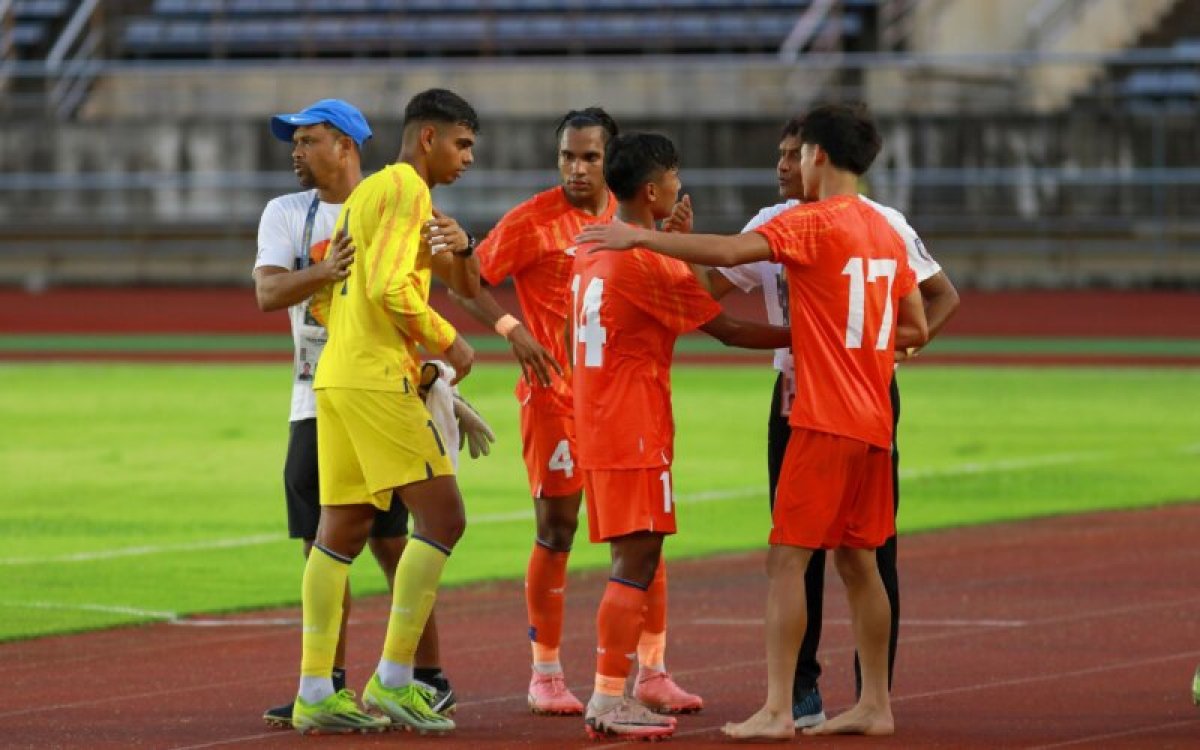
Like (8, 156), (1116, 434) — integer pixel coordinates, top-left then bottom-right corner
(315, 386), (455, 510)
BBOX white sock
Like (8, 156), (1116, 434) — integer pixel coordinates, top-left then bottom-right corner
(589, 692), (623, 711)
(298, 675), (335, 703)
(376, 658), (413, 689)
(639, 663), (666, 675)
(533, 661), (563, 675)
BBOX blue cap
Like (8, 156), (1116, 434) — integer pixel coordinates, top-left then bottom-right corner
(270, 99), (372, 147)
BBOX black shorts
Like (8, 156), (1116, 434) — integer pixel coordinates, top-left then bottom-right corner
(284, 418), (410, 539)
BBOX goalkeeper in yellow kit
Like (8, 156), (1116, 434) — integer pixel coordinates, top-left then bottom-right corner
(291, 89), (482, 735)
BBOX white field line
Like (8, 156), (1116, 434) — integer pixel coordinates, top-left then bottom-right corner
(1025, 717), (1200, 749)
(694, 617), (1029, 628)
(0, 448), (1137, 570)
(0, 533), (280, 566)
(0, 600), (298, 628)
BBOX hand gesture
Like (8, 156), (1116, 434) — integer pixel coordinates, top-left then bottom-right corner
(661, 194), (693, 234)
(507, 323), (564, 388)
(423, 208), (470, 255)
(317, 229), (355, 282)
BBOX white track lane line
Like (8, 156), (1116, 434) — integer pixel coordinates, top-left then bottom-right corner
(1025, 717), (1200, 749)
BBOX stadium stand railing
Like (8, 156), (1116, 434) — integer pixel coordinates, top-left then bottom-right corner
(1, 0), (1198, 288)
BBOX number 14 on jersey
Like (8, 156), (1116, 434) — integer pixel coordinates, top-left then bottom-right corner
(571, 275), (607, 367)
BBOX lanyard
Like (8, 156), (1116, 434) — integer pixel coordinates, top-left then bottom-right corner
(298, 194), (321, 269)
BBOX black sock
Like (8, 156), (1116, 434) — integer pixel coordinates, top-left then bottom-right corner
(414, 667), (448, 690)
(332, 667), (347, 692)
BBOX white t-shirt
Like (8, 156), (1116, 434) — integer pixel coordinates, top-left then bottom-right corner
(253, 189), (343, 422)
(718, 195), (941, 376)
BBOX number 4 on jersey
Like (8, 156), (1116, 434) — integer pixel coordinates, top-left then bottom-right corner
(548, 439), (574, 477)
(570, 275), (607, 367)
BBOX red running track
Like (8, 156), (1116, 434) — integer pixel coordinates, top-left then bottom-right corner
(6, 287), (1200, 337)
(4, 504), (1199, 749)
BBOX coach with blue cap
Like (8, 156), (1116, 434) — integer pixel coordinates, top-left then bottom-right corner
(271, 98), (373, 148)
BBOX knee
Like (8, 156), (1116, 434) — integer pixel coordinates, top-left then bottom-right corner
(438, 508), (467, 548)
(537, 515), (578, 552)
(833, 549), (876, 586)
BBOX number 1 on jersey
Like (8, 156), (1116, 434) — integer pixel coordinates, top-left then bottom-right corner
(841, 257), (896, 350)
(570, 274), (607, 367)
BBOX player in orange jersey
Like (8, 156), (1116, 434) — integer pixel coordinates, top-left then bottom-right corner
(455, 109), (696, 716)
(452, 108), (616, 715)
(578, 104), (929, 741)
(571, 132), (791, 740)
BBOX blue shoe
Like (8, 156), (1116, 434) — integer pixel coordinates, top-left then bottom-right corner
(792, 686), (826, 729)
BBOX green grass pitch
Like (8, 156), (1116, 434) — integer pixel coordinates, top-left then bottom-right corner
(1, 362), (1197, 641)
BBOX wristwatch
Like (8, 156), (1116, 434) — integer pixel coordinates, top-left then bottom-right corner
(454, 231), (477, 258)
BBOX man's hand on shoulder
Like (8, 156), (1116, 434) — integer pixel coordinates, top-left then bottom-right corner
(424, 208), (472, 256)
(575, 220), (643, 252)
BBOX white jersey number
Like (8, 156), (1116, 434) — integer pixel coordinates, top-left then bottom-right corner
(841, 257), (896, 351)
(570, 275), (608, 368)
(548, 439), (575, 478)
(660, 471), (672, 513)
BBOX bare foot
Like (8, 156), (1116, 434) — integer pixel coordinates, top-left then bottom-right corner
(721, 706), (795, 742)
(802, 703), (894, 737)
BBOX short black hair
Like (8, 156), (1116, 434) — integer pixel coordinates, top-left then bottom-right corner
(403, 88), (480, 132)
(782, 103), (881, 175)
(555, 107), (619, 144)
(603, 132), (679, 201)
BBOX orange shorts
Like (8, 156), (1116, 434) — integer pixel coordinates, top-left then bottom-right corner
(519, 402), (583, 499)
(770, 428), (894, 550)
(583, 467), (677, 543)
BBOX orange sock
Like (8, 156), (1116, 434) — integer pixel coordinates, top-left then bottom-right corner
(594, 578), (648, 695)
(638, 561), (667, 671)
(526, 542), (569, 667)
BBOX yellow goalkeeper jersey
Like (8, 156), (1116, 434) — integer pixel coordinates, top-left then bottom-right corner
(312, 162), (457, 391)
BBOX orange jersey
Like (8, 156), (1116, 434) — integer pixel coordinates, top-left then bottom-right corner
(571, 243), (722, 470)
(477, 186), (617, 414)
(754, 194), (916, 449)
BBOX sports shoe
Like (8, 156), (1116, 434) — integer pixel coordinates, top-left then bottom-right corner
(585, 697), (675, 741)
(419, 677), (458, 717)
(634, 670), (704, 714)
(262, 700), (292, 729)
(528, 671), (585, 716)
(265, 667), (345, 728)
(792, 686), (826, 729)
(290, 689), (390, 735)
(1192, 663), (1200, 706)
(363, 674), (456, 735)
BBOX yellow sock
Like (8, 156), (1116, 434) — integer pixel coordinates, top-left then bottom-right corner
(381, 537), (449, 665)
(300, 545), (352, 678)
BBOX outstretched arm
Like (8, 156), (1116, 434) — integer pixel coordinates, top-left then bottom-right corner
(576, 221), (773, 268)
(691, 265), (739, 300)
(699, 311), (791, 350)
(449, 285), (564, 388)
